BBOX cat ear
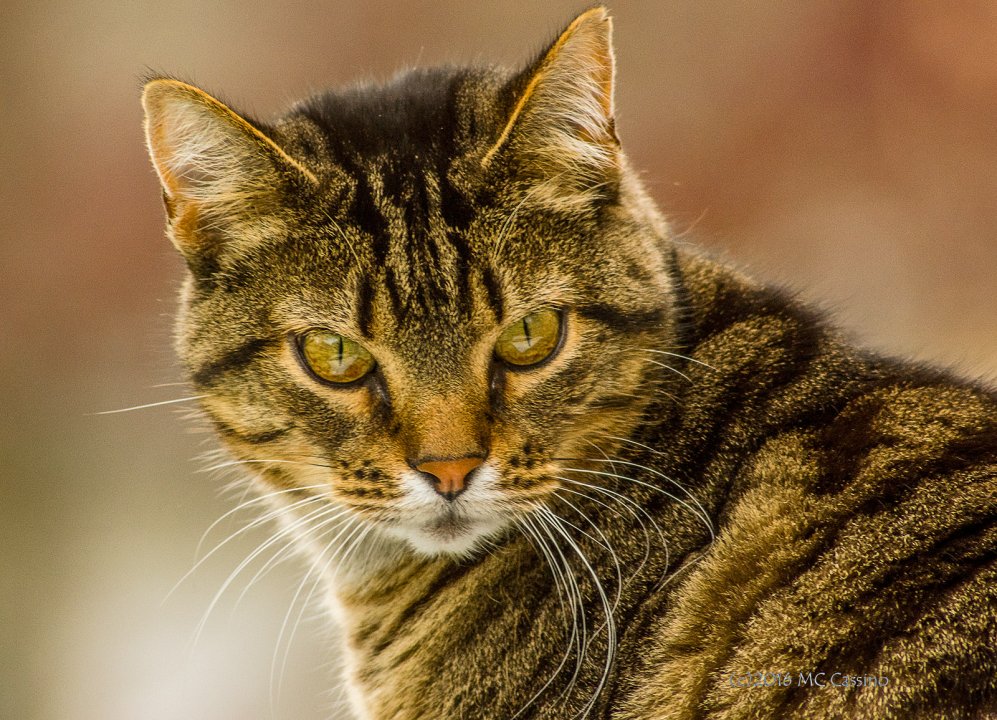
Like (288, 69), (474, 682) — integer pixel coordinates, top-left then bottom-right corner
(142, 78), (316, 266)
(483, 7), (619, 204)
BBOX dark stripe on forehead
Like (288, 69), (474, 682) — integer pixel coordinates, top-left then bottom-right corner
(480, 264), (505, 322)
(448, 230), (472, 312)
(436, 77), (477, 231)
(354, 172), (390, 267)
(356, 275), (375, 338)
(192, 337), (272, 386)
(438, 175), (476, 229)
(384, 265), (405, 321)
(576, 304), (668, 333)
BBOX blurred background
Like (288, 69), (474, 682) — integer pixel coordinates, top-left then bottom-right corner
(2, 1), (996, 718)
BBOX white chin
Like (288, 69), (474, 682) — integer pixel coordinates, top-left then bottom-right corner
(397, 517), (506, 558)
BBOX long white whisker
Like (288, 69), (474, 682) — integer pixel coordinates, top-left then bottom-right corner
(555, 481), (662, 586)
(530, 510), (588, 706)
(198, 458), (332, 473)
(90, 395), (207, 415)
(586, 432), (715, 536)
(273, 519), (376, 710)
(577, 439), (661, 578)
(536, 506), (615, 719)
(551, 492), (622, 616)
(557, 461), (715, 543)
(582, 455), (716, 542)
(510, 516), (579, 720)
(165, 493), (326, 605)
(235, 506), (353, 608)
(638, 348), (716, 371)
(194, 484), (327, 559)
(643, 358), (693, 383)
(271, 515), (365, 711)
(191, 503), (337, 649)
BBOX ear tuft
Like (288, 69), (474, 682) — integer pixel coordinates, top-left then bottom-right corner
(141, 79), (315, 262)
(484, 7), (619, 204)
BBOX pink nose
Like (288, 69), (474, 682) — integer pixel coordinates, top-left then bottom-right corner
(415, 457), (484, 500)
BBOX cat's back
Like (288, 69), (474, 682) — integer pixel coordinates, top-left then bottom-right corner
(616, 252), (997, 720)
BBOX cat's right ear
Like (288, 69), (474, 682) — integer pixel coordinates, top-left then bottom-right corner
(142, 79), (316, 268)
(481, 7), (619, 208)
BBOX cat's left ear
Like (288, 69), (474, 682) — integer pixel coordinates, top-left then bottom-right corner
(483, 7), (619, 204)
(142, 78), (317, 268)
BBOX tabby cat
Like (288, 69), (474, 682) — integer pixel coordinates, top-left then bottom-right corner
(142, 7), (997, 719)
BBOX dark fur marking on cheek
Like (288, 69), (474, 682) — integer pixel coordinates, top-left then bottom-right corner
(576, 304), (667, 333)
(489, 363), (506, 412)
(192, 337), (272, 386)
(214, 420), (291, 445)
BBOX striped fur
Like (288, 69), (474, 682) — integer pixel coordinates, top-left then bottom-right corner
(144, 7), (997, 719)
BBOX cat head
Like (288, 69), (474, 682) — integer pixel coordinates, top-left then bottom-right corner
(143, 7), (678, 558)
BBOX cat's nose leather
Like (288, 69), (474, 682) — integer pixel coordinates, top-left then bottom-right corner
(415, 457), (483, 500)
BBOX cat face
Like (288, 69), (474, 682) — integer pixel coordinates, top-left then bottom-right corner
(144, 9), (678, 557)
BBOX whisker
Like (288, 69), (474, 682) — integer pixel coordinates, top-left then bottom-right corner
(556, 457), (715, 543)
(191, 502), (339, 649)
(235, 506), (353, 608)
(536, 506), (615, 719)
(541, 503), (613, 554)
(271, 515), (366, 711)
(643, 358), (693, 383)
(194, 482), (327, 559)
(198, 458), (335, 473)
(555, 480), (663, 586)
(165, 492), (326, 605)
(510, 516), (579, 720)
(529, 511), (588, 706)
(550, 491), (623, 616)
(90, 395), (207, 415)
(273, 519), (376, 706)
(638, 348), (717, 371)
(590, 453), (715, 543)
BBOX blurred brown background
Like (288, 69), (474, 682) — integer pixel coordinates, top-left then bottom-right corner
(2, 1), (995, 718)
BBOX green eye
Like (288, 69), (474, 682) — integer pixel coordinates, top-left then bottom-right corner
(495, 309), (562, 367)
(299, 330), (375, 384)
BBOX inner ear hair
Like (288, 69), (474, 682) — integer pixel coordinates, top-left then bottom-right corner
(482, 6), (619, 192)
(141, 78), (317, 261)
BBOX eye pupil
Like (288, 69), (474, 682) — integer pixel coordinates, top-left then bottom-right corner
(299, 330), (375, 384)
(495, 310), (562, 368)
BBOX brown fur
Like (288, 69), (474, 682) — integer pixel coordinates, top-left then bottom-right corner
(144, 7), (997, 718)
